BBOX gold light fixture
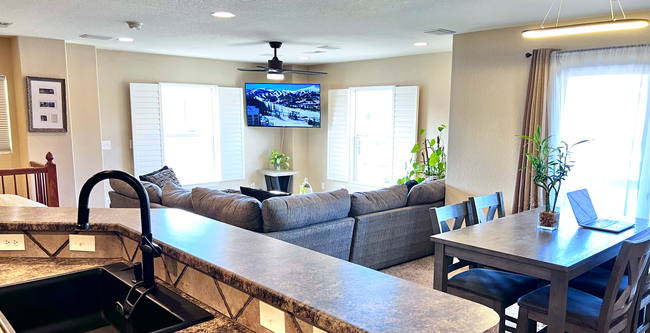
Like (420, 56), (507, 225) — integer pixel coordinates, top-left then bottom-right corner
(522, 0), (649, 38)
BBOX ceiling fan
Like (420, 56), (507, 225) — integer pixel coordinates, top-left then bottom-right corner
(237, 41), (327, 80)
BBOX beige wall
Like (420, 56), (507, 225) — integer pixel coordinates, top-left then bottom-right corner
(447, 10), (650, 212)
(11, 37), (77, 207)
(66, 44), (106, 207)
(306, 52), (453, 192)
(96, 50), (281, 190)
(0, 38), (21, 169)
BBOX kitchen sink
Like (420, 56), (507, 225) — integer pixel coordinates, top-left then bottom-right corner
(0, 262), (213, 333)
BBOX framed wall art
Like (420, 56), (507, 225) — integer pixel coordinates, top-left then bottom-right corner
(27, 76), (67, 133)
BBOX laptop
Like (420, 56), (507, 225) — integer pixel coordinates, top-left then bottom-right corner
(566, 189), (634, 233)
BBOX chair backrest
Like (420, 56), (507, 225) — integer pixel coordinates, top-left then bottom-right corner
(430, 201), (475, 235)
(598, 236), (650, 333)
(469, 192), (505, 224)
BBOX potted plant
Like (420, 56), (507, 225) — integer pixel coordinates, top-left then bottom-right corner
(398, 124), (447, 184)
(520, 126), (587, 230)
(268, 150), (290, 171)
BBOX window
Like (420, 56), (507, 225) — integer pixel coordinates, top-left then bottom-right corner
(0, 75), (12, 154)
(550, 45), (650, 219)
(327, 86), (419, 188)
(130, 83), (245, 186)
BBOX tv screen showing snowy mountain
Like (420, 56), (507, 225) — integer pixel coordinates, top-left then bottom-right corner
(245, 83), (321, 128)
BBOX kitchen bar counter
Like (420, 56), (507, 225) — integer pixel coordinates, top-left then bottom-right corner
(0, 207), (499, 333)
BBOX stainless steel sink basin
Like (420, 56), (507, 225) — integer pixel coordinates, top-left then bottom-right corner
(0, 262), (213, 333)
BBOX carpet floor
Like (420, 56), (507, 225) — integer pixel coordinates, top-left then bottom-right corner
(379, 255), (547, 331)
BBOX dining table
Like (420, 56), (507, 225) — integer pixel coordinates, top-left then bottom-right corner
(430, 207), (650, 333)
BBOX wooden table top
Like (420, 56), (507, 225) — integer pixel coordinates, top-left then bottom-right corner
(431, 208), (650, 272)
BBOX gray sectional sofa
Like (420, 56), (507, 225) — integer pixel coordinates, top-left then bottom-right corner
(108, 179), (445, 269)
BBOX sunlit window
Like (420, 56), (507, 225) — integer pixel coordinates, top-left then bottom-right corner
(160, 84), (220, 186)
(350, 88), (394, 187)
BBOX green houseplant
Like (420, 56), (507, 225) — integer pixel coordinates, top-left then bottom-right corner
(268, 150), (290, 171)
(519, 126), (587, 230)
(398, 124), (447, 184)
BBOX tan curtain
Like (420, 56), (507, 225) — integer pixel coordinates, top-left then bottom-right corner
(512, 49), (555, 214)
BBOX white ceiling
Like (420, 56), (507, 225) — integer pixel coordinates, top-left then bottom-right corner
(0, 0), (648, 65)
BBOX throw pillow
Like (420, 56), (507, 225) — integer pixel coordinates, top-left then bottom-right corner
(240, 187), (290, 202)
(139, 166), (181, 188)
(162, 183), (194, 212)
(191, 187), (263, 232)
(349, 184), (408, 216)
(407, 179), (445, 206)
(405, 180), (419, 192)
(108, 178), (163, 204)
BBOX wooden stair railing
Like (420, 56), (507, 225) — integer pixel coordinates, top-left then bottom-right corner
(0, 152), (59, 207)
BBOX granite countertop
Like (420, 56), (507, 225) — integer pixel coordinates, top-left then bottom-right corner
(0, 207), (499, 333)
(0, 257), (252, 333)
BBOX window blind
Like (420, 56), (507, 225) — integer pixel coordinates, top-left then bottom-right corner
(218, 87), (246, 181)
(130, 83), (165, 176)
(327, 89), (350, 182)
(0, 75), (12, 154)
(391, 86), (419, 183)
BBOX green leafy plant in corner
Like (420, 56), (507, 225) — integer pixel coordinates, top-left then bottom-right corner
(398, 124), (447, 184)
(268, 150), (290, 171)
(519, 126), (588, 213)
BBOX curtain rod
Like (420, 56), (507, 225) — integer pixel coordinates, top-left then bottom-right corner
(526, 43), (649, 58)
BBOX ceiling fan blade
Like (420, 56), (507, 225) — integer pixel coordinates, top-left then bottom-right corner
(256, 66), (269, 69)
(237, 68), (267, 72)
(282, 69), (328, 75)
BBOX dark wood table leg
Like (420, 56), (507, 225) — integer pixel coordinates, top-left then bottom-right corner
(547, 270), (568, 333)
(433, 243), (449, 292)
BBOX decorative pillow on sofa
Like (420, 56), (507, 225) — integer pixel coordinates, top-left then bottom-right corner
(108, 178), (163, 204)
(262, 189), (351, 233)
(406, 179), (445, 206)
(349, 184), (408, 216)
(162, 183), (195, 212)
(405, 180), (419, 192)
(240, 187), (290, 202)
(139, 166), (181, 188)
(191, 187), (263, 232)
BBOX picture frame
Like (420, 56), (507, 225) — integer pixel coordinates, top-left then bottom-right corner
(27, 76), (67, 133)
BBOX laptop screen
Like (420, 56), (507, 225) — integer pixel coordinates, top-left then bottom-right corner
(567, 189), (599, 223)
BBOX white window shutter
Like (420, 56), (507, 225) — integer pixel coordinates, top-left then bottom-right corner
(218, 87), (245, 181)
(327, 89), (350, 182)
(0, 76), (11, 154)
(130, 83), (164, 176)
(392, 86), (419, 183)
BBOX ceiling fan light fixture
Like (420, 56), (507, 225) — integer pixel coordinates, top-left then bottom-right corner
(211, 11), (236, 18)
(522, 19), (649, 37)
(413, 42), (428, 46)
(117, 37), (134, 42)
(297, 56), (309, 60)
(267, 73), (285, 80)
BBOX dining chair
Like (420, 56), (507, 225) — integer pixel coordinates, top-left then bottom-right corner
(515, 235), (650, 333)
(430, 201), (542, 333)
(469, 192), (506, 224)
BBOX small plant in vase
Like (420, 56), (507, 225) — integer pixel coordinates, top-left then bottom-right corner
(520, 126), (587, 230)
(268, 150), (290, 171)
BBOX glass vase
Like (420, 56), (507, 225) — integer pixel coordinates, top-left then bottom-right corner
(538, 210), (560, 231)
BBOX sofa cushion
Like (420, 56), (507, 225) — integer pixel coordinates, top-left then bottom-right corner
(262, 189), (350, 233)
(240, 187), (290, 202)
(349, 184), (408, 216)
(139, 166), (181, 188)
(191, 187), (263, 232)
(407, 179), (445, 206)
(162, 183), (195, 212)
(109, 178), (162, 204)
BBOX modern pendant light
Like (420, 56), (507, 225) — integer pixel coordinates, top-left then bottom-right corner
(522, 0), (649, 38)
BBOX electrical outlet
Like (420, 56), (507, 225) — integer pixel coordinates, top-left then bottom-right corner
(259, 301), (285, 333)
(0, 234), (25, 251)
(321, 182), (325, 190)
(101, 141), (111, 150)
(69, 235), (95, 252)
(314, 327), (327, 333)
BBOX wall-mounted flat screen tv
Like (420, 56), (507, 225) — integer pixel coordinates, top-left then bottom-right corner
(245, 83), (321, 128)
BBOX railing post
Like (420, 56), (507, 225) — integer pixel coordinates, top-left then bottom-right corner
(45, 152), (59, 207)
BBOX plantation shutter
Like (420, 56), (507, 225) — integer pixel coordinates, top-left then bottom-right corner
(0, 76), (11, 153)
(327, 89), (350, 182)
(218, 87), (245, 181)
(130, 83), (164, 176)
(391, 86), (419, 183)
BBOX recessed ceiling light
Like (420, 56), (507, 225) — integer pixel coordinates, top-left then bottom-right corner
(211, 11), (236, 18)
(413, 42), (428, 47)
(117, 37), (134, 42)
(297, 56), (309, 60)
